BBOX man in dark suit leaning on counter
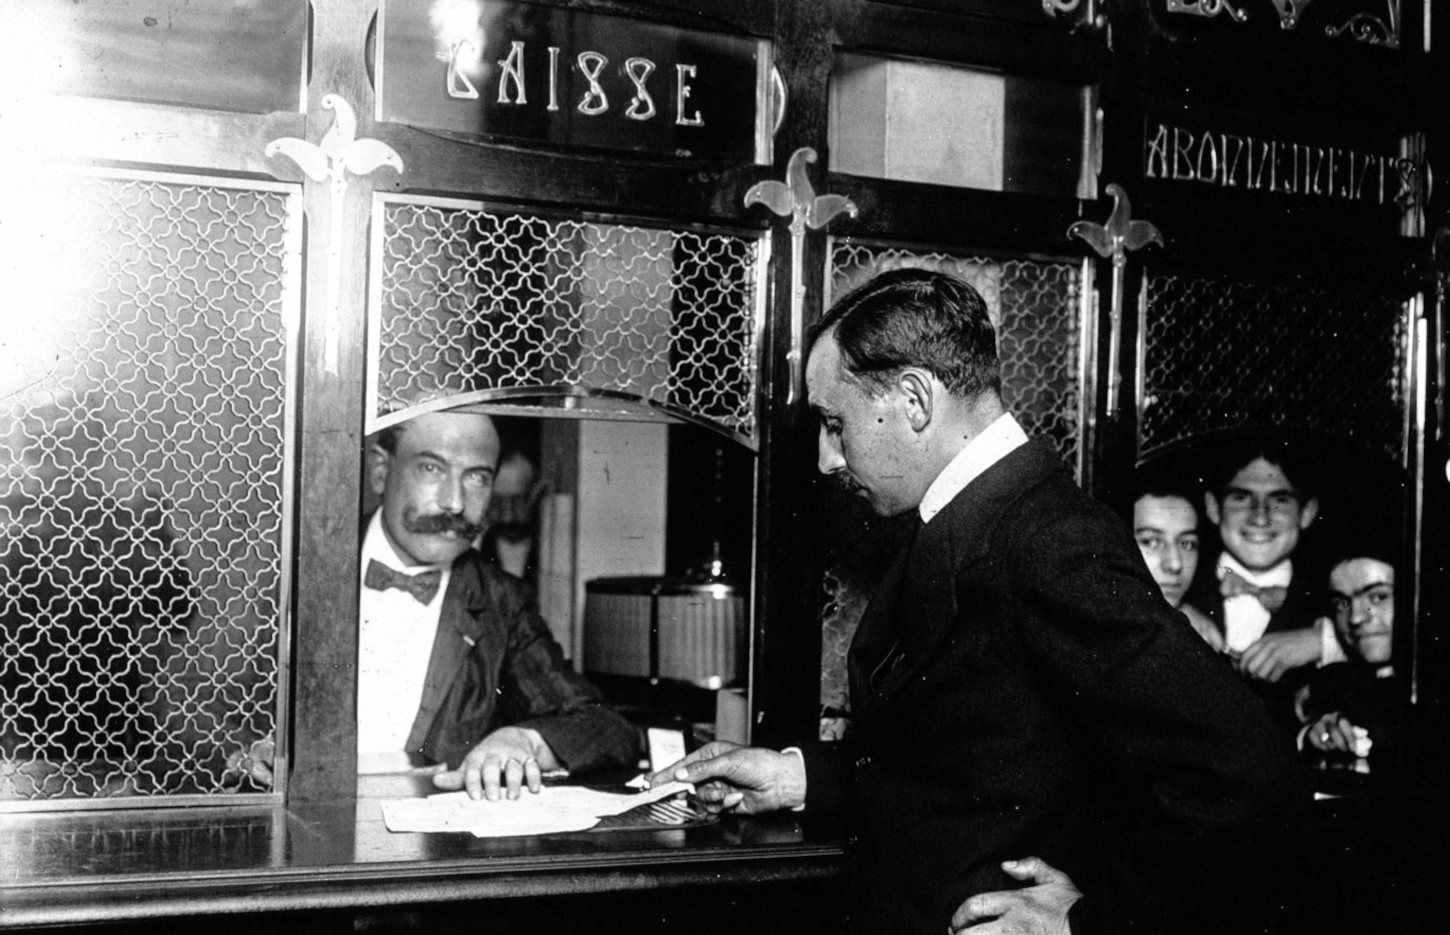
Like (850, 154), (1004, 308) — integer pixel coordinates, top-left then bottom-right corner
(360, 409), (638, 797)
(653, 269), (1307, 934)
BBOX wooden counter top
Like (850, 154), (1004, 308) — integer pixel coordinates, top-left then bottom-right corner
(0, 774), (844, 928)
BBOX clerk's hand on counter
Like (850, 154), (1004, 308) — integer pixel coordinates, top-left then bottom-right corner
(948, 857), (1081, 934)
(431, 726), (560, 801)
(649, 740), (806, 815)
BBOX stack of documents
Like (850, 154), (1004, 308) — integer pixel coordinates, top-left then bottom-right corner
(380, 780), (695, 837)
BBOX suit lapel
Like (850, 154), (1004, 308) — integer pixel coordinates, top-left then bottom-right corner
(874, 516), (965, 699)
(848, 544), (912, 718)
(405, 557), (490, 752)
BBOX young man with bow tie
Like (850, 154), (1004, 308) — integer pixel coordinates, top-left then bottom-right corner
(359, 410), (638, 796)
(1197, 438), (1345, 723)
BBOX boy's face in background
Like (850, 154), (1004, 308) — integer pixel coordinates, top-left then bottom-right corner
(1132, 494), (1200, 609)
(1205, 457), (1318, 572)
(1328, 558), (1395, 667)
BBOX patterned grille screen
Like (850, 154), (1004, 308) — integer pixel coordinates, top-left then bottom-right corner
(1140, 270), (1409, 459)
(373, 198), (764, 438)
(829, 241), (1086, 469)
(0, 170), (296, 805)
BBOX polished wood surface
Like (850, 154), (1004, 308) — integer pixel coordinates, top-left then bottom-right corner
(0, 775), (843, 928)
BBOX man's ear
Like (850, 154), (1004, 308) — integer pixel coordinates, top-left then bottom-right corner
(367, 444), (391, 498)
(1203, 491), (1222, 527)
(1299, 496), (1319, 530)
(898, 369), (933, 432)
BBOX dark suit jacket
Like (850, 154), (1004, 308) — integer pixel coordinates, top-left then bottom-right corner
(401, 551), (639, 773)
(798, 440), (1307, 934)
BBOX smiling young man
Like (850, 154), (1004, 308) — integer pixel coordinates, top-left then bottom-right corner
(1296, 541), (1399, 772)
(358, 410), (637, 795)
(655, 269), (1305, 935)
(1199, 440), (1345, 694)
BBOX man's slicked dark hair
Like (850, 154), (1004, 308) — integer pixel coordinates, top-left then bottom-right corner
(808, 268), (1002, 399)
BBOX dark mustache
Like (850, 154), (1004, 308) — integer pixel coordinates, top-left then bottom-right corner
(403, 510), (484, 539)
(831, 472), (864, 495)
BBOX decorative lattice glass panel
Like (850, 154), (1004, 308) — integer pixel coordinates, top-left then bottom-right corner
(1139, 270), (1410, 460)
(830, 241), (1086, 472)
(0, 168), (298, 807)
(372, 197), (765, 439)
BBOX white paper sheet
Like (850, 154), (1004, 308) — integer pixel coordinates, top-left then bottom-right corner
(379, 780), (695, 837)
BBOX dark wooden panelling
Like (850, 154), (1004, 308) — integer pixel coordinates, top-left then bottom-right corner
(286, 0), (378, 803)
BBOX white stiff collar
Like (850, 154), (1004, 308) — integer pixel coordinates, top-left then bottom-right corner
(918, 413), (1029, 525)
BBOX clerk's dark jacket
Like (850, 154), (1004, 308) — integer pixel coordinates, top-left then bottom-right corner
(400, 550), (639, 773)
(797, 440), (1308, 935)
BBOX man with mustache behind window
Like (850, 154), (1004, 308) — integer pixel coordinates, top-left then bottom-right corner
(359, 410), (638, 797)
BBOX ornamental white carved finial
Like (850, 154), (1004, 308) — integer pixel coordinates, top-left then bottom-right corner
(1041, 0), (1083, 16)
(1068, 184), (1163, 418)
(266, 94), (404, 186)
(1068, 184), (1164, 268)
(266, 96), (404, 376)
(1164, 0), (1249, 23)
(745, 148), (858, 408)
(1270, 0), (1315, 28)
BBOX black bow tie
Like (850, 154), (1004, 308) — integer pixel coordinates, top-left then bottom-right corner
(364, 559), (442, 605)
(1219, 569), (1288, 613)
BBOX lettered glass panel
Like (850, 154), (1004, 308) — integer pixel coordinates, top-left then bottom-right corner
(0, 1), (308, 114)
(376, 0), (771, 164)
(0, 167), (299, 809)
(829, 52), (1097, 198)
(1138, 269), (1410, 460)
(370, 195), (766, 442)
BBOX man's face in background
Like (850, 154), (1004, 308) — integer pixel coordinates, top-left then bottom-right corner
(1205, 457), (1317, 572)
(1328, 558), (1395, 667)
(1133, 494), (1201, 609)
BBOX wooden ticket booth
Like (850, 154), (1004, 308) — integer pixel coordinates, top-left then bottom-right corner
(1, 1), (1446, 932)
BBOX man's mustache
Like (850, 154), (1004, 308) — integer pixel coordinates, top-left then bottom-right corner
(402, 509), (484, 539)
(830, 471), (864, 495)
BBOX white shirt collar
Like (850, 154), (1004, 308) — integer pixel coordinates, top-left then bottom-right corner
(918, 413), (1029, 525)
(1216, 550), (1293, 588)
